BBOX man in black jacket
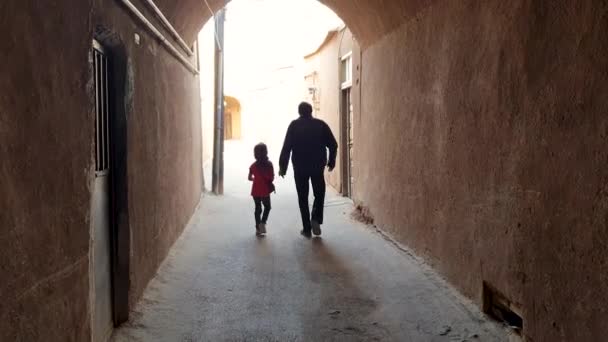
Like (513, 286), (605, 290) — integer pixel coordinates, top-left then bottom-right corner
(279, 102), (338, 238)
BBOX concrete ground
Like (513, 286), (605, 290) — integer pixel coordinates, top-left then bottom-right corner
(112, 142), (509, 342)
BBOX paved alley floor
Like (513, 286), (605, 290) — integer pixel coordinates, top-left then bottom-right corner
(112, 142), (509, 342)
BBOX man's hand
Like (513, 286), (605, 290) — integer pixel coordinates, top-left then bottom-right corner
(279, 170), (286, 178)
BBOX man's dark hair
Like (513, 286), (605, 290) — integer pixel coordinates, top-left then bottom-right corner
(298, 102), (313, 117)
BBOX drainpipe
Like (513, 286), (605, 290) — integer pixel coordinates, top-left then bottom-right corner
(140, 0), (194, 56)
(337, 28), (347, 196)
(212, 9), (226, 195)
(118, 0), (198, 74)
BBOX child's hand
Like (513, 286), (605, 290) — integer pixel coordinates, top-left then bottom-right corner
(279, 170), (286, 178)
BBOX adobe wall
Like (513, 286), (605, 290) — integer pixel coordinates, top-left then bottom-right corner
(304, 36), (340, 190)
(304, 28), (357, 192)
(96, 0), (204, 310)
(355, 1), (608, 340)
(0, 2), (95, 340)
(0, 0), (203, 340)
(198, 21), (216, 168)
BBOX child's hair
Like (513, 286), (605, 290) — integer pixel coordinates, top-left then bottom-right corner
(254, 143), (270, 166)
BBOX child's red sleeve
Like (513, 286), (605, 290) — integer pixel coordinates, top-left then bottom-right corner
(248, 165), (254, 181)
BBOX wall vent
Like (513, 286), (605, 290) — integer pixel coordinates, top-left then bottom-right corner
(483, 282), (523, 337)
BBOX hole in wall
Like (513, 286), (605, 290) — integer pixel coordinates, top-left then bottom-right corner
(483, 282), (523, 337)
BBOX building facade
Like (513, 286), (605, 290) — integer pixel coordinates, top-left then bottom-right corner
(304, 27), (360, 197)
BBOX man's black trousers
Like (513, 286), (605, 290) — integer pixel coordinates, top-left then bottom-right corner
(294, 167), (325, 232)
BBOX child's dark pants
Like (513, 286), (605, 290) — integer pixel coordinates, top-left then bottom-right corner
(253, 196), (271, 226)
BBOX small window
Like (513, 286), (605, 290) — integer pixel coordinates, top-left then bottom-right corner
(341, 53), (352, 89)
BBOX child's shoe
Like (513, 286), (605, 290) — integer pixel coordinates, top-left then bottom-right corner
(255, 225), (262, 236)
(259, 223), (267, 234)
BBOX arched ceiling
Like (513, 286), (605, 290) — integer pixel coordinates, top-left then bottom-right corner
(154, 0), (436, 48)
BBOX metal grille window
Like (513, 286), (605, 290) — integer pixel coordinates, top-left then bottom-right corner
(93, 40), (110, 173)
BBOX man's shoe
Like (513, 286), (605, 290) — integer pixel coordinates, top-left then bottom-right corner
(311, 220), (322, 236)
(259, 223), (267, 234)
(300, 230), (312, 239)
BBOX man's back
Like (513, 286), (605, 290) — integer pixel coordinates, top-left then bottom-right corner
(279, 116), (337, 173)
(279, 102), (337, 237)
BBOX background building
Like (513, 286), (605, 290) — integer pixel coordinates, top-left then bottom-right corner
(198, 0), (343, 170)
(303, 26), (359, 197)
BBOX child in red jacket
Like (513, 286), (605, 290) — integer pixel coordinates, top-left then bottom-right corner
(248, 143), (275, 236)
